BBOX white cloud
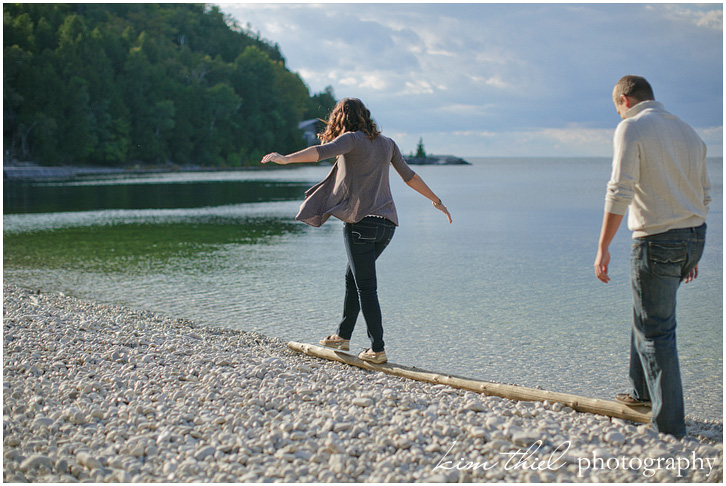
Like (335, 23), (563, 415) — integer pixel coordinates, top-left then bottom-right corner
(696, 126), (724, 157)
(219, 3), (722, 157)
(696, 9), (723, 30)
(451, 130), (497, 138)
(402, 80), (445, 96)
(698, 126), (724, 143)
(481, 75), (509, 89)
(359, 74), (389, 91)
(661, 5), (723, 31)
(538, 127), (614, 148)
(437, 103), (495, 117)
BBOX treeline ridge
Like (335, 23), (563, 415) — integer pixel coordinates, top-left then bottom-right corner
(4, 3), (336, 167)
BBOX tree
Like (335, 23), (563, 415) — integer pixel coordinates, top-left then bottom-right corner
(3, 3), (334, 167)
(305, 85), (337, 120)
(415, 138), (426, 158)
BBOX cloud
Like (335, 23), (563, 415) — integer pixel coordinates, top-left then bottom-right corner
(391, 127), (613, 158)
(660, 4), (723, 30)
(696, 9), (723, 30)
(696, 126), (724, 157)
(698, 126), (724, 143)
(537, 127), (614, 153)
(220, 3), (723, 157)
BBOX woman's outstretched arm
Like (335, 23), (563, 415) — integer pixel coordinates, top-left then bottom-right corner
(405, 174), (452, 223)
(261, 146), (319, 165)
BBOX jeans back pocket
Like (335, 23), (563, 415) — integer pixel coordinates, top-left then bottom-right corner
(647, 241), (688, 277)
(350, 223), (380, 244)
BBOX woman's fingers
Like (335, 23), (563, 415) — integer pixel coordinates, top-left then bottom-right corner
(439, 205), (452, 223)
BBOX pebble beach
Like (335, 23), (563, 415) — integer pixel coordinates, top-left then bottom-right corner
(3, 283), (723, 483)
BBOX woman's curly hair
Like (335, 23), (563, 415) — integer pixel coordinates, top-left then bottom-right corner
(319, 98), (380, 143)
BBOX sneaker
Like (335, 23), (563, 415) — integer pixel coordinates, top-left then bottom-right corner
(358, 349), (387, 364)
(319, 335), (349, 351)
(615, 392), (652, 408)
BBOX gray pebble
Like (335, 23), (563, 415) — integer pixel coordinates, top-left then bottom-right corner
(194, 446), (217, 461)
(19, 454), (53, 473)
(604, 431), (626, 445)
(76, 452), (100, 470)
(352, 397), (374, 407)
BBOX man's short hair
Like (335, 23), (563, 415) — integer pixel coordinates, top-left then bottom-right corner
(613, 75), (655, 105)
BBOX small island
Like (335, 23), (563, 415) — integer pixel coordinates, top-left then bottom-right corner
(406, 138), (471, 165)
(405, 155), (471, 165)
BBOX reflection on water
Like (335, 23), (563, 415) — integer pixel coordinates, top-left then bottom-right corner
(4, 173), (313, 214)
(3, 216), (303, 273)
(3, 161), (722, 421)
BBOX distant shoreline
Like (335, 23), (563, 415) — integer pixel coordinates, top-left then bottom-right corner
(5, 156), (720, 183)
(404, 155), (471, 165)
(2, 162), (314, 183)
(3, 155), (472, 183)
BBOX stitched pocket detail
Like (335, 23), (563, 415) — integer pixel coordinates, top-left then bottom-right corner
(648, 241), (687, 277)
(350, 223), (380, 244)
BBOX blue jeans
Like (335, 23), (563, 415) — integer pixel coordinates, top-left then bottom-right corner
(629, 224), (706, 437)
(337, 217), (395, 352)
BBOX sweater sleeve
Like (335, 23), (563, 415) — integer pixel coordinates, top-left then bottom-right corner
(604, 121), (640, 215)
(315, 132), (355, 161)
(390, 141), (416, 183)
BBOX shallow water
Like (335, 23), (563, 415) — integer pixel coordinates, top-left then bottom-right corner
(4, 158), (722, 420)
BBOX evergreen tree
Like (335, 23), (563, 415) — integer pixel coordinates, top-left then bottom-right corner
(3, 3), (335, 167)
(415, 138), (426, 158)
(305, 85), (337, 120)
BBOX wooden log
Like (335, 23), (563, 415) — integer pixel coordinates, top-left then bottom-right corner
(287, 341), (651, 424)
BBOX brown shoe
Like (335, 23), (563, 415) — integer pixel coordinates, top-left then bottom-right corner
(358, 349), (387, 364)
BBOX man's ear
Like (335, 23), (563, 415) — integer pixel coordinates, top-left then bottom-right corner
(620, 94), (634, 109)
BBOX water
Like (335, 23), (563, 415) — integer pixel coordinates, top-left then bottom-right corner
(4, 158), (722, 420)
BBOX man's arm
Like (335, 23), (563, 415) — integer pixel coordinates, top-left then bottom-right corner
(594, 211), (625, 283)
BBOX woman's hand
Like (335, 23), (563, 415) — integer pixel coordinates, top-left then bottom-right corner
(433, 199), (453, 224)
(405, 174), (452, 224)
(261, 152), (287, 165)
(262, 147), (318, 165)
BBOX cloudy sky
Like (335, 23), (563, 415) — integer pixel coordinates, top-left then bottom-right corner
(219, 3), (723, 157)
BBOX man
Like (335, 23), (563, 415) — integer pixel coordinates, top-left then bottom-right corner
(594, 75), (710, 437)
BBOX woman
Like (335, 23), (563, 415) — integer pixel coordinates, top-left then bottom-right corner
(262, 98), (451, 364)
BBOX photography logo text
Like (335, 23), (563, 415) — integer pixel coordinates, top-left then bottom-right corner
(434, 440), (717, 478)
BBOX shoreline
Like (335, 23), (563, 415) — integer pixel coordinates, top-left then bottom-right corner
(3, 284), (723, 482)
(2, 154), (470, 184)
(2, 162), (314, 184)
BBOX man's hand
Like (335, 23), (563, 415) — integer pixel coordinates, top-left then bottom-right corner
(594, 248), (611, 283)
(683, 264), (699, 283)
(594, 212), (624, 284)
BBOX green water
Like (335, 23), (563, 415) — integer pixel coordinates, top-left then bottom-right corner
(4, 218), (302, 273)
(4, 172), (310, 277)
(4, 174), (311, 213)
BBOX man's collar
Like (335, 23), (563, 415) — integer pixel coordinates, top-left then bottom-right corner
(624, 100), (664, 119)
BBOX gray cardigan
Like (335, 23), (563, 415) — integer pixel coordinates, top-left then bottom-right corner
(296, 131), (416, 226)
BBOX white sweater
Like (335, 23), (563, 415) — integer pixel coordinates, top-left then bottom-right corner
(604, 100), (711, 237)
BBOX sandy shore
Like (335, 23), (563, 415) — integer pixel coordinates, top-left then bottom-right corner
(3, 284), (723, 482)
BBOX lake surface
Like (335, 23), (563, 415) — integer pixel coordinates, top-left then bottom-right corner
(4, 158), (722, 420)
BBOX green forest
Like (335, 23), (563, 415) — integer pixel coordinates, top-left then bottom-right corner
(3, 3), (337, 168)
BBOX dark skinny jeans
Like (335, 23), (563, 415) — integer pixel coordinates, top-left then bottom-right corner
(336, 216), (395, 352)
